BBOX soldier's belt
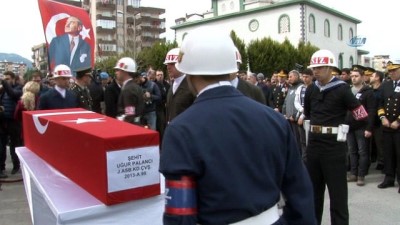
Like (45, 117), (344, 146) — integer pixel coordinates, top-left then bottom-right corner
(310, 125), (338, 134)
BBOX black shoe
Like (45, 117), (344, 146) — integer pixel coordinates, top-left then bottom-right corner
(398, 188), (400, 194)
(378, 181), (395, 189)
(375, 164), (384, 170)
(0, 171), (8, 179)
(11, 167), (20, 175)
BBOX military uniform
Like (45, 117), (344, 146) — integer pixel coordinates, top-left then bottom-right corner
(271, 70), (289, 112)
(377, 76), (400, 189)
(271, 82), (289, 111)
(117, 79), (145, 125)
(161, 86), (316, 225)
(70, 83), (93, 111)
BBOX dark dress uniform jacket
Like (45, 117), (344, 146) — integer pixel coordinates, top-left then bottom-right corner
(70, 83), (93, 111)
(378, 80), (400, 132)
(304, 81), (361, 127)
(271, 82), (289, 111)
(166, 78), (195, 122)
(160, 86), (316, 225)
(237, 79), (266, 104)
(38, 88), (79, 110)
(117, 79), (144, 125)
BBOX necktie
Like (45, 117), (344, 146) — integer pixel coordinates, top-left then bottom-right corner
(70, 39), (75, 52)
(394, 81), (398, 89)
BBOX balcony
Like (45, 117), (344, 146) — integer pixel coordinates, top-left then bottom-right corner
(96, 26), (116, 34)
(96, 14), (116, 20)
(96, 0), (115, 9)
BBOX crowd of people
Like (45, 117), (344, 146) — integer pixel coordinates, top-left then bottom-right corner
(0, 28), (399, 225)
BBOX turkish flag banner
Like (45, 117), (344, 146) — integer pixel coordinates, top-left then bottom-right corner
(38, 0), (94, 74)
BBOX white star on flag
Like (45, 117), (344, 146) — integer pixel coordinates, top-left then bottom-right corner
(80, 25), (91, 40)
(62, 118), (105, 124)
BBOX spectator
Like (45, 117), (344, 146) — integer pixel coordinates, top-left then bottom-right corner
(0, 71), (23, 177)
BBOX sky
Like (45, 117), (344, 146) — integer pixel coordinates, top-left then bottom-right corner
(0, 0), (399, 61)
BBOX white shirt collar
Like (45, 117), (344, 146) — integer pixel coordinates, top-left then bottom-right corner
(172, 74), (186, 94)
(55, 85), (66, 98)
(231, 77), (239, 88)
(197, 81), (232, 97)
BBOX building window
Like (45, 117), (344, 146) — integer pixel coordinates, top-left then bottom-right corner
(278, 14), (290, 33)
(349, 28), (354, 40)
(127, 0), (140, 7)
(338, 24), (343, 40)
(349, 56), (354, 67)
(116, 0), (123, 5)
(324, 19), (330, 37)
(309, 14), (315, 33)
(338, 53), (343, 69)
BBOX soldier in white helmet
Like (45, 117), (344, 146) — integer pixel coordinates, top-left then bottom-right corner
(304, 49), (368, 225)
(38, 64), (79, 110)
(159, 28), (316, 225)
(164, 48), (195, 123)
(114, 57), (145, 125)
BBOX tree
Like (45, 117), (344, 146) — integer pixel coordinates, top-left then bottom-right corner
(247, 37), (281, 78)
(137, 41), (178, 76)
(297, 41), (319, 70)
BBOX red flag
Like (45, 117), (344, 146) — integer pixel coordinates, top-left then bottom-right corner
(38, 0), (94, 73)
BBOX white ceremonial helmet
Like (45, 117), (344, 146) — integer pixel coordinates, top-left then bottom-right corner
(164, 48), (180, 65)
(53, 64), (73, 78)
(235, 47), (242, 64)
(308, 49), (338, 70)
(175, 28), (238, 76)
(114, 57), (137, 73)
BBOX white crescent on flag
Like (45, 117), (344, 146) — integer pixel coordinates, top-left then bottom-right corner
(45, 13), (70, 44)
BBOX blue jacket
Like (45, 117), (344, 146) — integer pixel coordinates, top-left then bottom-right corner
(0, 81), (22, 120)
(38, 88), (79, 110)
(160, 85), (316, 225)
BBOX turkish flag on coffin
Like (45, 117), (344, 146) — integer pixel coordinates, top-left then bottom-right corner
(38, 0), (94, 72)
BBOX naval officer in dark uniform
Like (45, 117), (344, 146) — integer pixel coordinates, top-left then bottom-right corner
(304, 49), (368, 225)
(271, 70), (289, 112)
(377, 61), (400, 193)
(160, 28), (316, 225)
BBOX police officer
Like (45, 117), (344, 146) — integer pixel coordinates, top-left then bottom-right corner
(114, 57), (144, 125)
(160, 28), (316, 225)
(70, 67), (93, 111)
(304, 50), (367, 225)
(377, 62), (400, 193)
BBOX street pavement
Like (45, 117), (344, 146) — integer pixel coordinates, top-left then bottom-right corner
(0, 153), (400, 225)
